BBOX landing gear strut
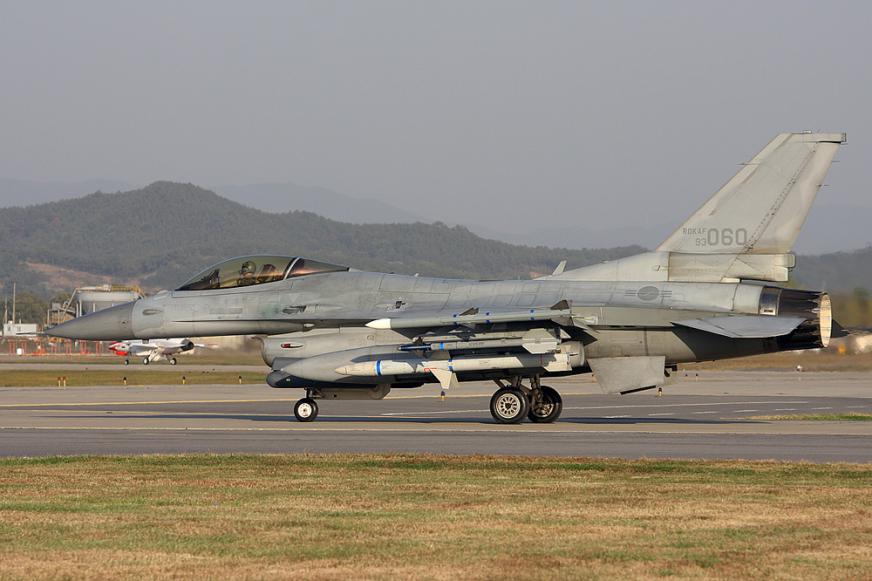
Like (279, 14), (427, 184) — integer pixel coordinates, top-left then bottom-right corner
(489, 376), (563, 424)
(294, 393), (319, 422)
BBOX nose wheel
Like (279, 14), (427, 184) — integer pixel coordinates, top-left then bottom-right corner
(294, 397), (319, 422)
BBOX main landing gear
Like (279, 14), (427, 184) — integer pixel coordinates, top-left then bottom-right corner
(294, 394), (319, 422)
(489, 377), (563, 424)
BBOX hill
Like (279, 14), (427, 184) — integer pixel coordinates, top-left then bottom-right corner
(0, 181), (868, 299)
(0, 182), (642, 295)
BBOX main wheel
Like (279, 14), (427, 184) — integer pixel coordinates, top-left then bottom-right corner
(490, 388), (529, 424)
(142, 357), (149, 365)
(124, 359), (130, 366)
(528, 385), (563, 423)
(169, 357), (178, 365)
(294, 398), (319, 422)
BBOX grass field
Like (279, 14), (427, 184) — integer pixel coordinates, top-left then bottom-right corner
(750, 412), (872, 422)
(0, 369), (265, 387)
(684, 350), (872, 371)
(0, 455), (870, 580)
(0, 351), (265, 366)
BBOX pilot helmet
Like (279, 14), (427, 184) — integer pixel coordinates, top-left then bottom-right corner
(240, 260), (256, 276)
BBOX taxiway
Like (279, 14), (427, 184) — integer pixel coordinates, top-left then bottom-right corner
(1, 369), (870, 461)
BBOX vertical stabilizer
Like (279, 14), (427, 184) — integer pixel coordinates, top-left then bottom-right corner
(657, 132), (845, 255)
(549, 132), (846, 283)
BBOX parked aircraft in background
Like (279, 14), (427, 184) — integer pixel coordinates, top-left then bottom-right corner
(108, 338), (199, 365)
(49, 132), (847, 423)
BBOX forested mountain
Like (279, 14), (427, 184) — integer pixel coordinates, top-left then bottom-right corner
(0, 181), (868, 299)
(0, 182), (642, 295)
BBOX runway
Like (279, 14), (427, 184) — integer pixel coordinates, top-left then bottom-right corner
(1, 370), (871, 461)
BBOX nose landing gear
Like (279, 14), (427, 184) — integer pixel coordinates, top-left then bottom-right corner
(293, 396), (319, 422)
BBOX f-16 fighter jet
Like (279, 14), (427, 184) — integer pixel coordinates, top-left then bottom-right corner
(108, 338), (199, 365)
(48, 132), (846, 423)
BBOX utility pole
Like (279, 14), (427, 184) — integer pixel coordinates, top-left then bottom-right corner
(11, 282), (15, 326)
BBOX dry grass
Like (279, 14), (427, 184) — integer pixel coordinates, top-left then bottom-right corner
(0, 455), (870, 580)
(0, 369), (264, 387)
(0, 351), (265, 366)
(684, 350), (872, 372)
(749, 412), (872, 422)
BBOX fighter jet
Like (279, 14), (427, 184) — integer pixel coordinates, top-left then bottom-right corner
(48, 132), (846, 423)
(108, 338), (200, 365)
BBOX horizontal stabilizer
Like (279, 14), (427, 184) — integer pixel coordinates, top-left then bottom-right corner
(831, 319), (850, 339)
(588, 356), (667, 394)
(673, 315), (806, 338)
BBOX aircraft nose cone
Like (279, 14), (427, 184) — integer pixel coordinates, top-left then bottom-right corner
(47, 302), (136, 340)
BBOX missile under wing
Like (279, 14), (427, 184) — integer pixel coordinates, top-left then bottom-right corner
(48, 132), (847, 424)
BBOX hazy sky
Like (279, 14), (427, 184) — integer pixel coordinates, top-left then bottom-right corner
(1, 1), (870, 234)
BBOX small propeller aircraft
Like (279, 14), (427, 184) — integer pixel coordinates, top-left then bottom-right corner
(108, 338), (199, 365)
(49, 132), (847, 423)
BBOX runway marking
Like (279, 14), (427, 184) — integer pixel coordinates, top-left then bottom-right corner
(693, 411), (717, 415)
(775, 408), (798, 411)
(4, 426), (872, 438)
(381, 409), (485, 416)
(0, 398), (292, 409)
(647, 413), (675, 417)
(379, 400), (812, 417)
(811, 407), (833, 410)
(734, 410), (758, 413)
(603, 415), (630, 419)
(563, 400), (808, 410)
(846, 406), (868, 409)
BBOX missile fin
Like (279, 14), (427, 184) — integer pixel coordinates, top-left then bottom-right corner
(427, 368), (458, 390)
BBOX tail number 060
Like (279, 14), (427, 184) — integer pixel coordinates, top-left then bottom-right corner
(695, 228), (748, 247)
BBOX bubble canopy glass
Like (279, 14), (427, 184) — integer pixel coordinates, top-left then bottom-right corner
(176, 256), (348, 291)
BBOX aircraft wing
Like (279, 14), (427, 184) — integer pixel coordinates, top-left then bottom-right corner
(673, 315), (807, 339)
(127, 344), (159, 356)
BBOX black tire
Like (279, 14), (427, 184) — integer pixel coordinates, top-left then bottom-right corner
(169, 357), (178, 366)
(528, 385), (563, 423)
(142, 358), (149, 365)
(124, 359), (129, 366)
(490, 388), (529, 424)
(294, 398), (319, 422)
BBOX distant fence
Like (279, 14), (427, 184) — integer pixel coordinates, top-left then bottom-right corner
(3, 338), (114, 357)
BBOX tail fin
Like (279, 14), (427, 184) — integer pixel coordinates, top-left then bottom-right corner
(658, 132), (845, 254)
(548, 132), (846, 283)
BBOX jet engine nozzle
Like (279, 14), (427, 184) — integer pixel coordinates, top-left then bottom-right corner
(771, 289), (833, 350)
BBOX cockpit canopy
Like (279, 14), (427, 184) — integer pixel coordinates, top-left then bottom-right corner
(176, 256), (348, 291)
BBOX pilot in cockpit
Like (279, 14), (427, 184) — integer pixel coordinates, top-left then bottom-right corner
(257, 263), (279, 284)
(237, 260), (257, 286)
